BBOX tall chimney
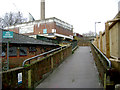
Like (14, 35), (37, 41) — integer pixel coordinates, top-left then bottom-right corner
(41, 0), (45, 20)
(118, 1), (120, 12)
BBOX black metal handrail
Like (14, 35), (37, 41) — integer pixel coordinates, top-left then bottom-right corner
(22, 46), (67, 67)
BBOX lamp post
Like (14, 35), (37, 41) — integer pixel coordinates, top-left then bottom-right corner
(95, 22), (101, 37)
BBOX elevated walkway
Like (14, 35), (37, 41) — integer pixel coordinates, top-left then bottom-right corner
(36, 46), (102, 88)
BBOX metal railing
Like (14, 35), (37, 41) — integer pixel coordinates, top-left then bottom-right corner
(91, 43), (111, 69)
(22, 46), (66, 67)
(2, 45), (72, 88)
(90, 43), (119, 89)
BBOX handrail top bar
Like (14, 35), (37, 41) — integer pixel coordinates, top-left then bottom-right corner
(91, 43), (111, 68)
(22, 46), (68, 67)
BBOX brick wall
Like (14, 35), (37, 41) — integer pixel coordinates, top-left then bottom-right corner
(9, 28), (19, 33)
(55, 25), (73, 36)
(2, 44), (58, 69)
(7, 22), (73, 37)
(34, 22), (55, 34)
(34, 22), (73, 36)
(2, 46), (72, 88)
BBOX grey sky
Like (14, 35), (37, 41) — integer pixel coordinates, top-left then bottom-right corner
(0, 0), (120, 34)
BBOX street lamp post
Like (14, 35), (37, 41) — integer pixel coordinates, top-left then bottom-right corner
(95, 22), (101, 37)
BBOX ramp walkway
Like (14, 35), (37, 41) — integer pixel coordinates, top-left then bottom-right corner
(36, 46), (102, 88)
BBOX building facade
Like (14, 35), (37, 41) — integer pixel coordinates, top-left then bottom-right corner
(5, 17), (73, 40)
(1, 29), (59, 70)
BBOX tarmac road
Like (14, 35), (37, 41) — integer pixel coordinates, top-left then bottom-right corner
(36, 46), (102, 88)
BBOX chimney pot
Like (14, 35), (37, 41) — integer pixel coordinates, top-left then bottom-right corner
(41, 0), (45, 20)
(41, 0), (45, 2)
(118, 1), (120, 12)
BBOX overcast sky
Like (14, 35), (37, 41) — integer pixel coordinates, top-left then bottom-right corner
(0, 0), (120, 34)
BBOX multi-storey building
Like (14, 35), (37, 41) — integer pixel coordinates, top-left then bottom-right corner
(5, 17), (73, 40)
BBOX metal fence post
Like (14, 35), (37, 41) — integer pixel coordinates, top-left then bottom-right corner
(7, 41), (9, 70)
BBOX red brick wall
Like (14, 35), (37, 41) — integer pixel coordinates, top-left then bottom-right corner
(2, 44), (58, 69)
(9, 28), (19, 33)
(55, 25), (73, 36)
(8, 22), (73, 37)
(34, 22), (73, 36)
(34, 22), (55, 34)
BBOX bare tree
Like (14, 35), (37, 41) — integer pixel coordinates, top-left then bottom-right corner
(0, 12), (27, 28)
(82, 31), (95, 37)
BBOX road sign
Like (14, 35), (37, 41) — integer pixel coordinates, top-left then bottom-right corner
(2, 31), (13, 70)
(3, 31), (13, 38)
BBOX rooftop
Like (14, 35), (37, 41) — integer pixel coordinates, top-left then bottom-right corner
(5, 17), (73, 31)
(1, 29), (58, 46)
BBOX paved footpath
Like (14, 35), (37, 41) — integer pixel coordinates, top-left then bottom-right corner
(36, 46), (102, 88)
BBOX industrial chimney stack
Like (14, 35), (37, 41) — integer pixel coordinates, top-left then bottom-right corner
(41, 0), (45, 20)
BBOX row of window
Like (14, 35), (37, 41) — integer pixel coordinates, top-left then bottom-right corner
(2, 47), (36, 57)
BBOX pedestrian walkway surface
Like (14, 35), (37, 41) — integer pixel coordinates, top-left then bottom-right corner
(36, 46), (102, 88)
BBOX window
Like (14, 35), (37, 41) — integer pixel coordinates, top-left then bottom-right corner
(9, 47), (17, 56)
(29, 47), (36, 52)
(52, 29), (56, 33)
(1, 45), (6, 57)
(19, 47), (27, 56)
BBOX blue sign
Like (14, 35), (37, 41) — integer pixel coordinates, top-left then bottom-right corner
(3, 31), (13, 38)
(43, 29), (47, 34)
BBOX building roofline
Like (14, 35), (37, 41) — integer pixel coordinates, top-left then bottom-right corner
(4, 17), (73, 29)
(1, 29), (58, 46)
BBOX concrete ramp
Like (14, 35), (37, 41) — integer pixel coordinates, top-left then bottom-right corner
(36, 46), (102, 88)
